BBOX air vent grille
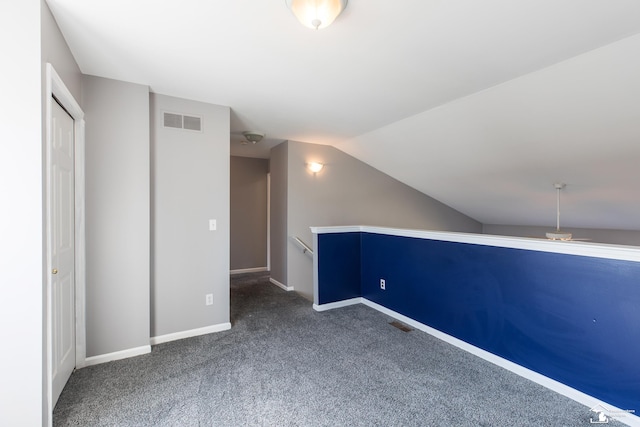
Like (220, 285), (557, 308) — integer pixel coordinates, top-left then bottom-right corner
(163, 112), (182, 129)
(183, 115), (201, 131)
(163, 112), (202, 132)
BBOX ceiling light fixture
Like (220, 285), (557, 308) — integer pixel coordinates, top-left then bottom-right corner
(307, 162), (324, 173)
(242, 131), (265, 144)
(285, 0), (348, 30)
(546, 183), (573, 241)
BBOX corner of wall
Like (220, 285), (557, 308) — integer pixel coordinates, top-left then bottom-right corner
(150, 94), (230, 339)
(285, 140), (482, 300)
(269, 141), (289, 287)
(82, 76), (150, 357)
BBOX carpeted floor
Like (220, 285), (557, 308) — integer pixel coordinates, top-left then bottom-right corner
(53, 272), (608, 426)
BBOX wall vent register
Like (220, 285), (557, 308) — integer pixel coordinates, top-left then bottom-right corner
(163, 112), (202, 132)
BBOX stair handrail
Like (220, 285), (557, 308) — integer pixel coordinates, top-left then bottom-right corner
(293, 236), (314, 256)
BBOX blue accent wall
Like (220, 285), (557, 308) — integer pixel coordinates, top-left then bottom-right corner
(317, 232), (361, 304)
(317, 231), (640, 412)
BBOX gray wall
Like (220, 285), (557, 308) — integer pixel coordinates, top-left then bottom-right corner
(41, 1), (84, 421)
(151, 94), (230, 337)
(82, 75), (150, 357)
(483, 224), (640, 246)
(281, 140), (482, 300)
(41, 0), (82, 101)
(230, 156), (269, 271)
(269, 142), (288, 286)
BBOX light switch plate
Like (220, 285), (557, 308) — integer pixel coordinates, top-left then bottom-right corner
(209, 219), (216, 231)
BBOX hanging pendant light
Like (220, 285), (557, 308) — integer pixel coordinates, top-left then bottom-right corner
(285, 0), (348, 30)
(545, 183), (573, 241)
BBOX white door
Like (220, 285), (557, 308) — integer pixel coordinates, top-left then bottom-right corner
(51, 98), (75, 406)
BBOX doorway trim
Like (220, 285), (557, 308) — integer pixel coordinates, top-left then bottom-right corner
(45, 63), (86, 420)
(267, 172), (271, 271)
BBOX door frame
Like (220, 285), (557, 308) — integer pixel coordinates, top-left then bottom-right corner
(267, 172), (271, 271)
(45, 63), (86, 418)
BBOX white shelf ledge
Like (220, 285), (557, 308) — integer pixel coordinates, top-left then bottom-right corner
(310, 225), (640, 262)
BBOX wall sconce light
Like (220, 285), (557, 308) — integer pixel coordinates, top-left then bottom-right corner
(307, 162), (324, 173)
(285, 0), (348, 30)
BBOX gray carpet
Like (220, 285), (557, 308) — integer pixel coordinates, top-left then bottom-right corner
(54, 272), (609, 426)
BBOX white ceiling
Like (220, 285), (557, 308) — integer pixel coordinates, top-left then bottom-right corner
(46, 0), (640, 231)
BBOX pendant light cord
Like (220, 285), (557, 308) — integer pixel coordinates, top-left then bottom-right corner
(556, 187), (561, 231)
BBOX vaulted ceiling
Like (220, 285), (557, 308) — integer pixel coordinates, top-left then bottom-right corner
(47, 0), (640, 230)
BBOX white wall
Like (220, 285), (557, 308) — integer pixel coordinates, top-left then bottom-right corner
(1, 1), (85, 423)
(0, 2), (43, 425)
(82, 75), (151, 357)
(151, 94), (230, 338)
(281, 140), (482, 300)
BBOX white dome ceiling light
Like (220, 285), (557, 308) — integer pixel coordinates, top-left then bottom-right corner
(242, 131), (265, 144)
(285, 0), (348, 30)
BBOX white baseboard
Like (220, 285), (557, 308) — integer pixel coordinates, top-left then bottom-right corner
(230, 267), (269, 275)
(324, 297), (640, 427)
(81, 345), (151, 368)
(269, 277), (294, 291)
(313, 297), (363, 312)
(150, 322), (231, 346)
